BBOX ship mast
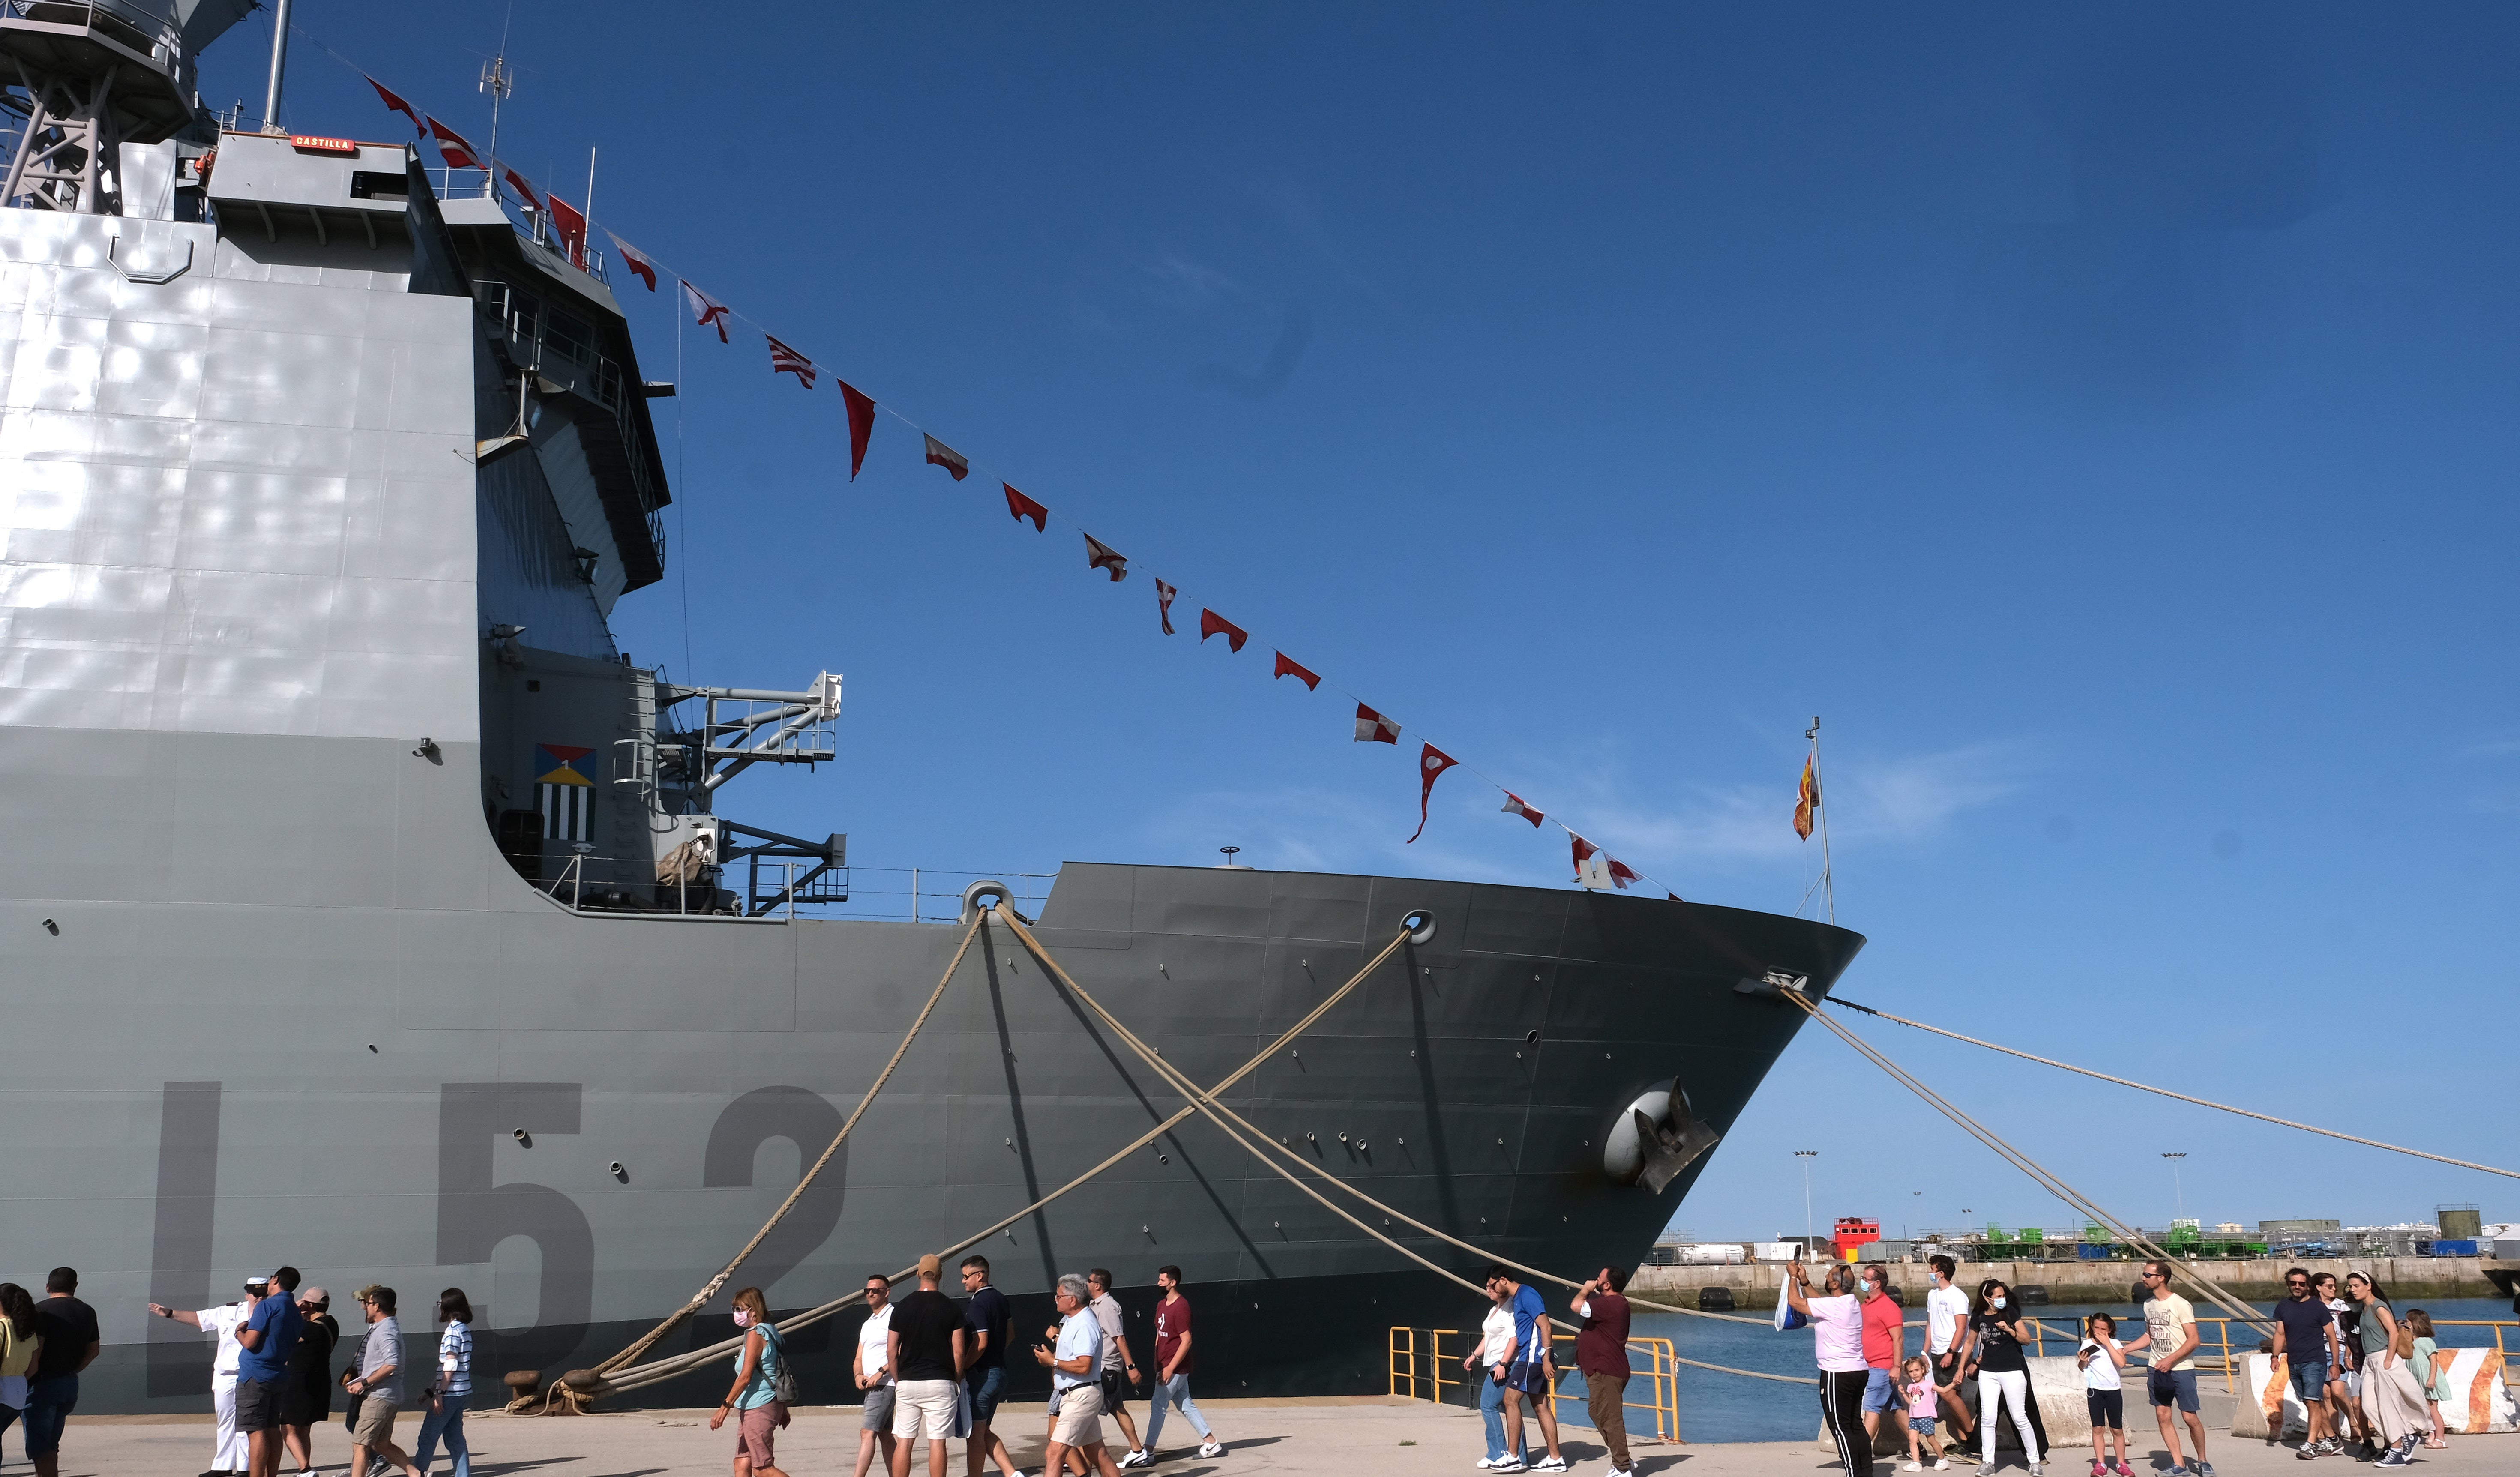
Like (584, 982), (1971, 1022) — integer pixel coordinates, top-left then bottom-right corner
(1807, 715), (1834, 924)
(261, 0), (291, 131)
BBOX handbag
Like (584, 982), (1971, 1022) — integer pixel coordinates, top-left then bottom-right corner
(1773, 1275), (1807, 1331)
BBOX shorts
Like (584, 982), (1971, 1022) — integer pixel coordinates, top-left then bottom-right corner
(1052, 1383), (1106, 1447)
(2087, 1390), (2124, 1428)
(893, 1378), (957, 1440)
(353, 1398), (399, 1446)
(21, 1375), (76, 1457)
(1098, 1367), (1131, 1413)
(1863, 1368), (1899, 1413)
(1503, 1359), (1552, 1396)
(2289, 1359), (2330, 1401)
(863, 1386), (895, 1431)
(737, 1402), (785, 1465)
(966, 1365), (1005, 1423)
(235, 1375), (286, 1433)
(2340, 1367), (2363, 1398)
(1911, 1417), (1938, 1436)
(2147, 1367), (2199, 1412)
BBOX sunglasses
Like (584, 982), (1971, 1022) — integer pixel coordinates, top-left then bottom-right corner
(865, 1288), (887, 1297)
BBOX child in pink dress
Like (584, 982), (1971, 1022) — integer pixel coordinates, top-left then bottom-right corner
(1899, 1354), (1948, 1471)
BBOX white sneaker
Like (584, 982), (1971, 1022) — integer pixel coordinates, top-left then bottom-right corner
(1121, 1453), (1152, 1470)
(1534, 1459), (1567, 1473)
(1903, 1464), (1923, 1472)
(1934, 1463), (1950, 1472)
(1490, 1463), (1526, 1474)
(1197, 1443), (1225, 1460)
(1477, 1462), (1496, 1471)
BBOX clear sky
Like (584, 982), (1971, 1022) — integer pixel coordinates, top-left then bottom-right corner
(222, 4), (2518, 1241)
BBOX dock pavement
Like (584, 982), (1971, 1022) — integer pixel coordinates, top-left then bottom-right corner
(53, 1396), (2513, 1477)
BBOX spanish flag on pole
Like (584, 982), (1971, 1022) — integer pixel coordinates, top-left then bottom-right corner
(1793, 754), (1819, 840)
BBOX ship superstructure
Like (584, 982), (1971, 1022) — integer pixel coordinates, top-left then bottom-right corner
(0, 7), (1863, 1411)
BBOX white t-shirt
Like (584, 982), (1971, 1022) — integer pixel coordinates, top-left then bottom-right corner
(197, 1302), (249, 1378)
(1809, 1293), (1866, 1373)
(1480, 1306), (1516, 1367)
(1925, 1286), (1969, 1355)
(858, 1304), (894, 1385)
(1054, 1309), (1102, 1392)
(2079, 1337), (2122, 1390)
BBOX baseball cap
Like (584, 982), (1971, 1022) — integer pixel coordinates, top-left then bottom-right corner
(300, 1285), (330, 1309)
(917, 1253), (943, 1279)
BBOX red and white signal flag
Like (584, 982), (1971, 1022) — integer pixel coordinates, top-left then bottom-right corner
(367, 76), (423, 137)
(1198, 609), (1248, 652)
(1570, 834), (1598, 876)
(1354, 704), (1400, 744)
(1408, 743), (1459, 844)
(1155, 579), (1178, 634)
(839, 381), (875, 479)
(682, 281), (732, 344)
(1272, 652), (1319, 690)
(767, 335), (817, 388)
(496, 159), (542, 213)
(1606, 857), (1640, 889)
(1501, 791), (1544, 827)
(426, 117), (483, 172)
(1003, 483), (1047, 531)
(923, 434), (969, 481)
(608, 234), (658, 292)
(1083, 533), (1129, 581)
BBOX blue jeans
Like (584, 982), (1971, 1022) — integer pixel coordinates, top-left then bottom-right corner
(1478, 1375), (1528, 1463)
(21, 1375), (75, 1458)
(1145, 1373), (1212, 1452)
(414, 1402), (470, 1477)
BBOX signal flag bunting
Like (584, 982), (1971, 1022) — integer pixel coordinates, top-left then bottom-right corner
(1084, 534), (1129, 582)
(1004, 484), (1048, 531)
(682, 281), (732, 344)
(1408, 743), (1459, 844)
(367, 76), (423, 136)
(1272, 652), (1319, 690)
(767, 336), (817, 388)
(1155, 579), (1178, 635)
(426, 117), (483, 172)
(1354, 704), (1400, 744)
(1198, 609), (1247, 652)
(923, 434), (970, 481)
(1501, 792), (1544, 827)
(607, 234), (658, 291)
(839, 381), (876, 479)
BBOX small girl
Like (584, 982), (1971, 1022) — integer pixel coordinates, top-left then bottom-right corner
(1897, 1354), (1947, 1471)
(2076, 1312), (2131, 1477)
(2403, 1310), (2449, 1449)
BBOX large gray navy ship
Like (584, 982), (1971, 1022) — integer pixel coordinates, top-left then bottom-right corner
(0, 3), (1864, 1413)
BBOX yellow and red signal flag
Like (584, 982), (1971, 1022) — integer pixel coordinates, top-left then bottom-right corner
(1793, 754), (1820, 840)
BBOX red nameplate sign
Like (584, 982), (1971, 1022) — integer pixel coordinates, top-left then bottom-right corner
(288, 135), (359, 154)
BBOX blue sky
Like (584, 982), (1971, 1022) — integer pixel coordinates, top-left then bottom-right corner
(226, 5), (2517, 1240)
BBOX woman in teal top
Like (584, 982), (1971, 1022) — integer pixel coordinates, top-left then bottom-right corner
(2346, 1272), (2427, 1465)
(710, 1286), (790, 1477)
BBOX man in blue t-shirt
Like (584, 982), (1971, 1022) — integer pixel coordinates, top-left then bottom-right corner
(1488, 1266), (1566, 1472)
(234, 1267), (306, 1477)
(958, 1256), (1022, 1477)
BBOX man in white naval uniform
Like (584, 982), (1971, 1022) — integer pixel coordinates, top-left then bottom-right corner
(148, 1277), (266, 1477)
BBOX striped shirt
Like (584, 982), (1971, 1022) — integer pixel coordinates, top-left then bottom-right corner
(436, 1321), (473, 1399)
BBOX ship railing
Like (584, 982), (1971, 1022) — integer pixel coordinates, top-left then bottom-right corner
(1386, 1327), (1680, 1444)
(3, 1), (183, 78)
(518, 852), (1055, 925)
(2015, 1315), (2520, 1397)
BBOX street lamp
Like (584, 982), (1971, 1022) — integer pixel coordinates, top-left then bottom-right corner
(2162, 1153), (2188, 1222)
(1795, 1150), (1818, 1251)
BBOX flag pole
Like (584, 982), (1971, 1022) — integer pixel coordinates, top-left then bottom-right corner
(1807, 715), (1834, 925)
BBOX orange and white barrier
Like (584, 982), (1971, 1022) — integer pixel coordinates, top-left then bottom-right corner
(2239, 1351), (2516, 1439)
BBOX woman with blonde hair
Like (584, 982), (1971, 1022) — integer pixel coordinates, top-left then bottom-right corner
(0, 1283), (41, 1461)
(710, 1287), (791, 1477)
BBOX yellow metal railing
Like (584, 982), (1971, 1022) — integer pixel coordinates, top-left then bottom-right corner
(1386, 1327), (1680, 1443)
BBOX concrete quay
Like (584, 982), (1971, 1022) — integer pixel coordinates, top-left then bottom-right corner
(52, 1397), (2514, 1477)
(1631, 1257), (2520, 1308)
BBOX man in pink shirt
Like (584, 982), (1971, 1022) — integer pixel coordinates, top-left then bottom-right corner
(1858, 1263), (1909, 1449)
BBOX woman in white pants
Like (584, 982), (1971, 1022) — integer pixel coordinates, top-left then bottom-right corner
(1963, 1280), (2041, 1476)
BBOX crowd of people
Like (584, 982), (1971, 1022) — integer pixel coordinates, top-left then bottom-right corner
(729, 1254), (1230, 1477)
(1784, 1255), (2472, 1477)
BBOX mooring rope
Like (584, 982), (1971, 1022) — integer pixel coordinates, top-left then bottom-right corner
(1828, 995), (2520, 1182)
(996, 913), (1812, 1392)
(586, 919), (1418, 1396)
(1783, 991), (2271, 1331)
(592, 910), (989, 1377)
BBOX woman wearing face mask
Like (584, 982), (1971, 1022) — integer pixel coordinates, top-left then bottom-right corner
(1963, 1280), (2043, 1476)
(711, 1287), (791, 1477)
